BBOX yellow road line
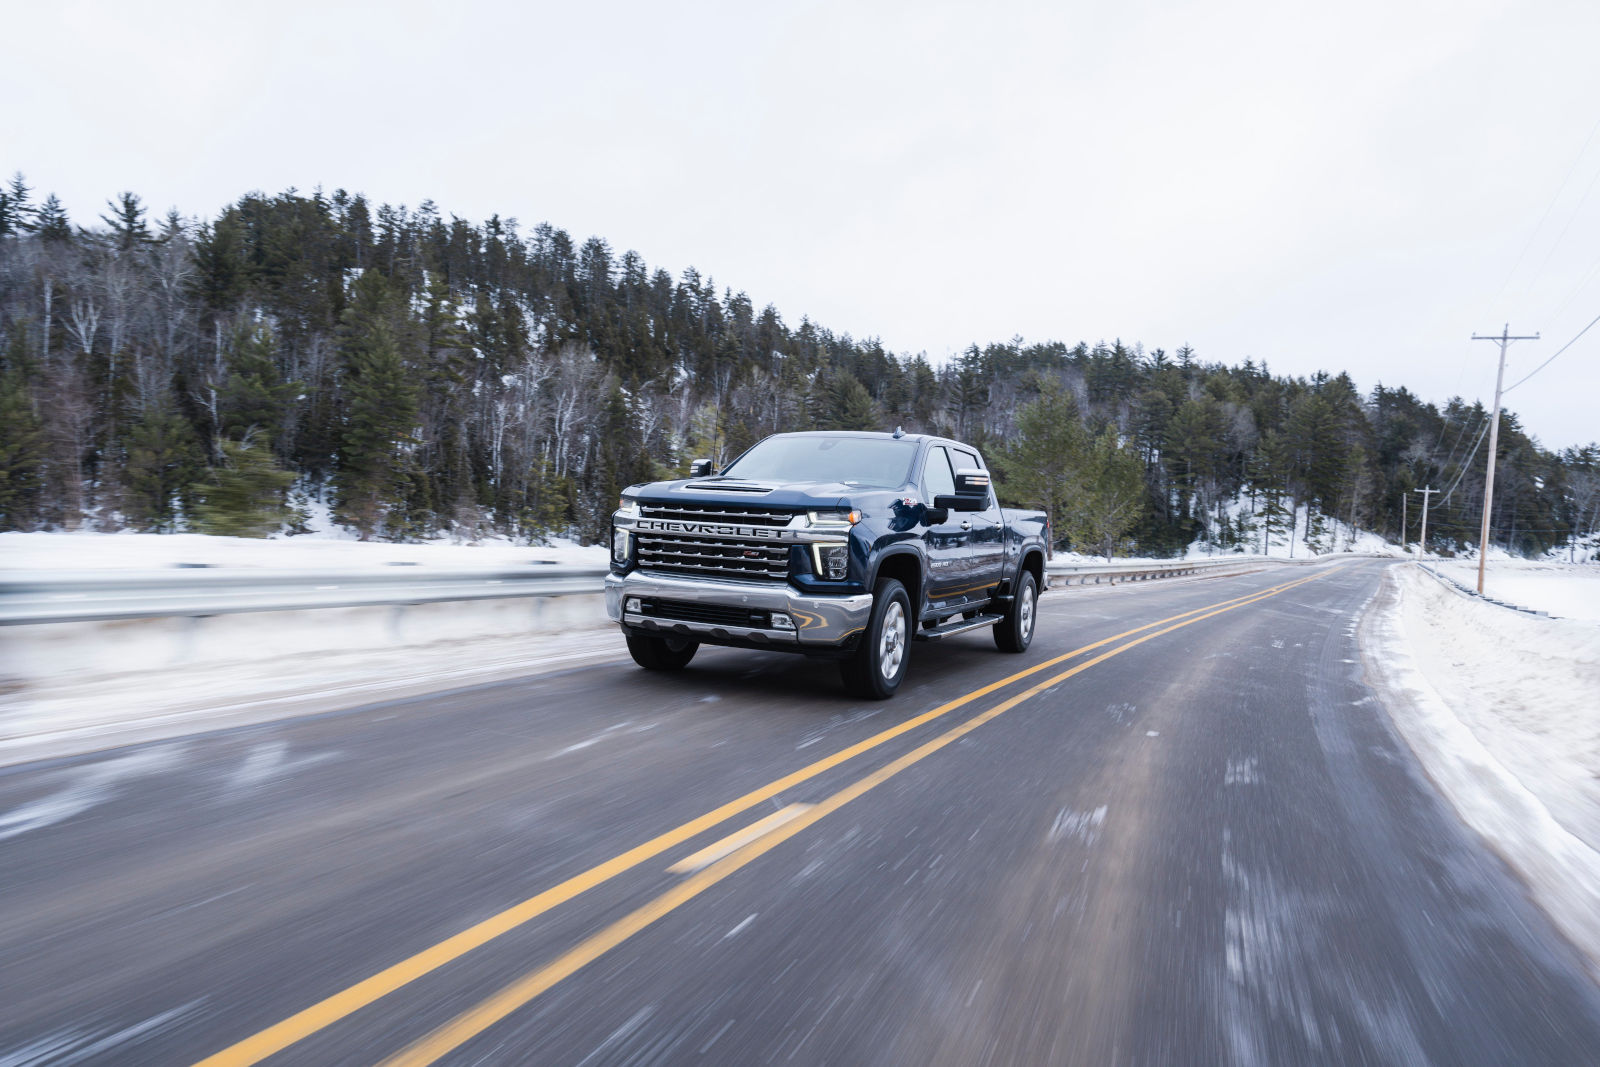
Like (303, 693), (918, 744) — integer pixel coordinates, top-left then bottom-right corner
(665, 803), (814, 873)
(191, 566), (1336, 1067)
(378, 566), (1337, 1066)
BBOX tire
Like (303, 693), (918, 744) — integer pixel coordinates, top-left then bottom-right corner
(993, 571), (1037, 653)
(840, 578), (912, 699)
(626, 632), (699, 671)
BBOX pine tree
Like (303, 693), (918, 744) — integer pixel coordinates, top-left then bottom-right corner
(0, 172), (35, 236)
(100, 192), (152, 251)
(818, 371), (878, 431)
(998, 380), (1088, 548)
(192, 432), (294, 537)
(219, 322), (295, 440)
(124, 399), (202, 531)
(34, 194), (72, 242)
(335, 272), (419, 537)
(0, 365), (46, 529)
(1067, 426), (1146, 558)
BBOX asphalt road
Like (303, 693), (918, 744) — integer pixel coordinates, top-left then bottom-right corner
(3, 559), (1599, 1065)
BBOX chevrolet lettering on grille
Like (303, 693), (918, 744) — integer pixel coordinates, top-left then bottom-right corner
(634, 518), (793, 539)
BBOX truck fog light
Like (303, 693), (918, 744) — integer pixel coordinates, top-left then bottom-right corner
(612, 527), (630, 563)
(625, 597), (642, 614)
(771, 613), (795, 630)
(815, 543), (849, 581)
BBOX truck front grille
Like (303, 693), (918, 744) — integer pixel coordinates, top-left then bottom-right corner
(635, 533), (792, 581)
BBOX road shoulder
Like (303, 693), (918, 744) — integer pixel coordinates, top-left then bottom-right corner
(1360, 563), (1600, 979)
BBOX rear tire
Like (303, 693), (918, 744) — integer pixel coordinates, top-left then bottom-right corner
(626, 633), (699, 670)
(994, 571), (1037, 653)
(840, 578), (912, 699)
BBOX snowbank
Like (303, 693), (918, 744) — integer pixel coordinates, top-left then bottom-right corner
(1429, 559), (1600, 623)
(0, 530), (608, 573)
(1362, 564), (1600, 973)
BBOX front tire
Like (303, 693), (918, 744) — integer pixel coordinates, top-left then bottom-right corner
(840, 578), (912, 699)
(626, 633), (699, 671)
(994, 571), (1037, 653)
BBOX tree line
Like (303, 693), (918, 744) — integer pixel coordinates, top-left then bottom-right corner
(1, 173), (1596, 558)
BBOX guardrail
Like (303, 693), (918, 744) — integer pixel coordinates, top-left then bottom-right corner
(1045, 557), (1267, 586)
(2, 553), (1324, 626)
(0, 565), (610, 625)
(1416, 561), (1551, 617)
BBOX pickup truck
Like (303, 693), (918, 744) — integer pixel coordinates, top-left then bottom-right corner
(605, 430), (1051, 698)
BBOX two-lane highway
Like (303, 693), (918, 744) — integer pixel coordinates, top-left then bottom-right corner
(3, 560), (1598, 1064)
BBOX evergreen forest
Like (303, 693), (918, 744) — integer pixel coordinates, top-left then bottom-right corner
(2, 174), (1597, 559)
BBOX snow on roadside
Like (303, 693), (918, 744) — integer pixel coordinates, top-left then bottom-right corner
(0, 530), (608, 572)
(1363, 564), (1600, 974)
(1430, 559), (1600, 623)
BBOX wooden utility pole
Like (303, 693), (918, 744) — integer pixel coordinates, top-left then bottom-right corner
(1402, 492), (1408, 553)
(1414, 486), (1437, 559)
(1470, 325), (1538, 593)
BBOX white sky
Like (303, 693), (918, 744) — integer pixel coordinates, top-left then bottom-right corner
(6, 0), (1600, 450)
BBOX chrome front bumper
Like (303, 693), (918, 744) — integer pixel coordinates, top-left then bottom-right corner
(605, 571), (873, 648)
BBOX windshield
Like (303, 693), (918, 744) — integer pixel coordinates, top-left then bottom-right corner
(719, 436), (918, 488)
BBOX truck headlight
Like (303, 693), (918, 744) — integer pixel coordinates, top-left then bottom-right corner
(807, 510), (860, 529)
(812, 543), (849, 581)
(617, 494), (641, 517)
(612, 526), (631, 564)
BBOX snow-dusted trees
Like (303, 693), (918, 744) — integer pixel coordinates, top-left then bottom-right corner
(0, 176), (1590, 556)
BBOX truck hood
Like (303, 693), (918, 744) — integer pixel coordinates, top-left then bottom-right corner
(627, 477), (904, 512)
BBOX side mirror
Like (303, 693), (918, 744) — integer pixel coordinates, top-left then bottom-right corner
(923, 506), (949, 526)
(953, 468), (991, 496)
(689, 458), (713, 477)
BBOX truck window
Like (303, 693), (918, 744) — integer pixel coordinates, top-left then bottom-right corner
(922, 446), (956, 498)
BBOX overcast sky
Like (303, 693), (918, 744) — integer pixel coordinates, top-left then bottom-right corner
(6, 0), (1599, 449)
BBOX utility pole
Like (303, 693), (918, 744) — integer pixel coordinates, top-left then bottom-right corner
(1402, 492), (1408, 553)
(1470, 325), (1538, 593)
(1414, 486), (1437, 559)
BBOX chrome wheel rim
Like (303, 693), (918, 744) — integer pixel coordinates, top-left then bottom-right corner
(879, 600), (906, 680)
(1020, 585), (1035, 641)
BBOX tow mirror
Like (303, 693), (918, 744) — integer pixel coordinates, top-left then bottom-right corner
(954, 468), (990, 496)
(932, 468), (989, 513)
(689, 458), (713, 477)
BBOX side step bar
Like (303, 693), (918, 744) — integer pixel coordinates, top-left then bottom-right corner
(915, 613), (1004, 641)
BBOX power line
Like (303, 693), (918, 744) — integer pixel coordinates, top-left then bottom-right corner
(1503, 308), (1600, 393)
(1440, 416), (1492, 504)
(1489, 112), (1600, 305)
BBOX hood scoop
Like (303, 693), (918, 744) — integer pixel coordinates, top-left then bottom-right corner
(683, 480), (773, 494)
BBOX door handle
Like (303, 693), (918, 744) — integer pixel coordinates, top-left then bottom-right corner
(960, 521), (971, 530)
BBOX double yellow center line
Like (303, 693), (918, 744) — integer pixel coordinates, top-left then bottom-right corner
(196, 566), (1335, 1067)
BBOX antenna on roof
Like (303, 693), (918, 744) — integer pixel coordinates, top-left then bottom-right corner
(892, 426), (904, 439)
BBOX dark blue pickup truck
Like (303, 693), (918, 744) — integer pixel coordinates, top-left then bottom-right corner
(606, 430), (1050, 698)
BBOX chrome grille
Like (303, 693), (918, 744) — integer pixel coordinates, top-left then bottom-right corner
(635, 533), (793, 581)
(639, 502), (793, 526)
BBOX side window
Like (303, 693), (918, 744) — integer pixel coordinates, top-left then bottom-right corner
(922, 446), (956, 499)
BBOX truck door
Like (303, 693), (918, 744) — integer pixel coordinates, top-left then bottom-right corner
(953, 445), (1006, 594)
(918, 445), (972, 611)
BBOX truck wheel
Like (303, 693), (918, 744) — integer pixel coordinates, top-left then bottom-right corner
(840, 578), (911, 699)
(993, 571), (1037, 653)
(626, 633), (699, 671)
